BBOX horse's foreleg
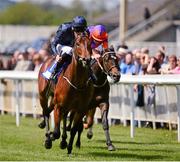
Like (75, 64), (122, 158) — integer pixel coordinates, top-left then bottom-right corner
(66, 110), (75, 131)
(60, 111), (68, 149)
(67, 113), (83, 154)
(100, 103), (116, 151)
(76, 119), (83, 148)
(44, 112), (52, 149)
(50, 106), (61, 141)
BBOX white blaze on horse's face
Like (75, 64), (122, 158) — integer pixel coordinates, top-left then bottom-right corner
(74, 31), (92, 60)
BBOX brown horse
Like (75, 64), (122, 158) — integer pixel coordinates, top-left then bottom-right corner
(50, 32), (94, 154)
(38, 56), (56, 149)
(38, 32), (94, 152)
(66, 47), (121, 151)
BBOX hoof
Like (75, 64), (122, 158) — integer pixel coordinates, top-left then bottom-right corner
(107, 143), (116, 151)
(60, 140), (67, 149)
(67, 149), (72, 155)
(66, 125), (71, 131)
(50, 132), (60, 141)
(67, 145), (72, 154)
(76, 141), (81, 148)
(38, 121), (46, 129)
(87, 132), (93, 139)
(44, 139), (52, 149)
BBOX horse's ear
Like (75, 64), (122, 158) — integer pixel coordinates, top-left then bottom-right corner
(109, 45), (114, 52)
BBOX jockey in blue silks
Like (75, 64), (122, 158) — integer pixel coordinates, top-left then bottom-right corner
(42, 16), (108, 81)
(42, 16), (87, 80)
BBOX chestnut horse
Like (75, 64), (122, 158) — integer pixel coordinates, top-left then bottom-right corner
(53, 33), (95, 154)
(66, 47), (121, 151)
(38, 32), (94, 153)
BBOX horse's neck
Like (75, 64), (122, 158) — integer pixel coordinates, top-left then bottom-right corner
(66, 54), (89, 84)
(93, 59), (107, 83)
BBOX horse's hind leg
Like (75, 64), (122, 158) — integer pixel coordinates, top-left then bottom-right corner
(85, 108), (96, 139)
(60, 111), (68, 149)
(39, 98), (52, 149)
(39, 96), (54, 129)
(50, 106), (61, 141)
(100, 103), (116, 151)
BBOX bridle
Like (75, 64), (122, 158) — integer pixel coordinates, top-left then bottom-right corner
(96, 51), (118, 76)
(92, 51), (119, 88)
(73, 31), (91, 65)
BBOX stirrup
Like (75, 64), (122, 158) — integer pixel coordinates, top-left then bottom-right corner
(42, 61), (58, 80)
(42, 70), (52, 80)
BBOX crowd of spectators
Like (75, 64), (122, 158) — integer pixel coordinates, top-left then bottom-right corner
(0, 40), (179, 129)
(0, 36), (53, 72)
(116, 44), (180, 76)
(116, 44), (179, 128)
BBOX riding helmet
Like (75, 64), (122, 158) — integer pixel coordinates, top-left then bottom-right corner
(72, 16), (87, 32)
(91, 25), (108, 42)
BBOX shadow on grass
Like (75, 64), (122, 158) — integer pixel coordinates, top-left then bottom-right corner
(90, 145), (174, 153)
(93, 139), (168, 145)
(88, 151), (167, 160)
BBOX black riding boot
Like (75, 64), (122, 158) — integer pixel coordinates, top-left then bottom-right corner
(50, 54), (72, 81)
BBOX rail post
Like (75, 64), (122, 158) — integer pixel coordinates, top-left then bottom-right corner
(130, 84), (135, 138)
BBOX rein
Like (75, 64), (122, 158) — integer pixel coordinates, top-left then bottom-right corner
(63, 76), (91, 91)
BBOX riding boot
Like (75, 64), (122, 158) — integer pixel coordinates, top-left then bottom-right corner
(49, 61), (62, 80)
(42, 61), (58, 80)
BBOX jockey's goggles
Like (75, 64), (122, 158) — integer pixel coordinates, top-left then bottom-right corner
(73, 26), (86, 32)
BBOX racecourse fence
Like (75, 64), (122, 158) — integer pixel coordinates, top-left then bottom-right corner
(0, 71), (180, 142)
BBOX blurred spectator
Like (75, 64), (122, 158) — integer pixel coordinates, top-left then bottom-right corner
(27, 47), (37, 61)
(144, 7), (151, 20)
(139, 48), (150, 74)
(14, 51), (34, 71)
(116, 47), (128, 64)
(144, 7), (152, 29)
(155, 51), (165, 67)
(169, 57), (180, 74)
(6, 50), (20, 70)
(120, 51), (136, 75)
(0, 54), (7, 85)
(0, 58), (4, 70)
(159, 55), (177, 74)
(133, 49), (142, 74)
(32, 54), (43, 72)
(147, 57), (161, 74)
(38, 49), (50, 62)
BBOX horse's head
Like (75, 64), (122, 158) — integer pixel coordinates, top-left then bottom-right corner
(100, 47), (121, 83)
(73, 32), (92, 67)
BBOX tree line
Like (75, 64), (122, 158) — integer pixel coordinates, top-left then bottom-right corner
(0, 1), (107, 25)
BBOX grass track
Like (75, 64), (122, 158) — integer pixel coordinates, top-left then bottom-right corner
(0, 115), (180, 161)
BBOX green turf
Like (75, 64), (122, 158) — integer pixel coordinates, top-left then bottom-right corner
(0, 114), (180, 161)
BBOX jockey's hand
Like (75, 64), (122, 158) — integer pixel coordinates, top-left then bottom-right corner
(55, 54), (62, 62)
(92, 49), (101, 59)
